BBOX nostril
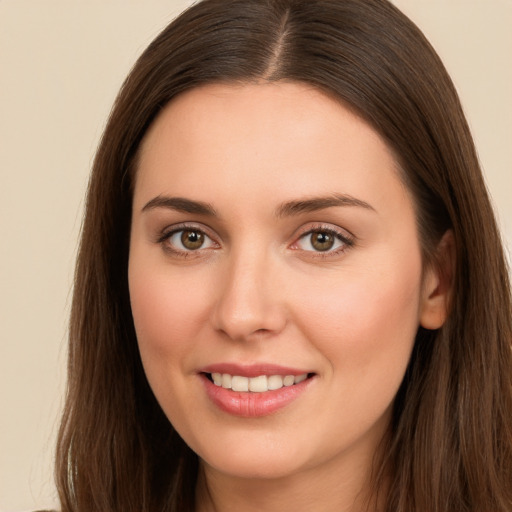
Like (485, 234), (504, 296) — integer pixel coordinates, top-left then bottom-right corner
(254, 328), (271, 335)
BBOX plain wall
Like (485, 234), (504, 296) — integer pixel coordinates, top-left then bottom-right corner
(0, 1), (510, 510)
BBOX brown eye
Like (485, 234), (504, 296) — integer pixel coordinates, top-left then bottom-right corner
(310, 231), (336, 251)
(163, 228), (216, 255)
(180, 230), (205, 250)
(294, 227), (350, 255)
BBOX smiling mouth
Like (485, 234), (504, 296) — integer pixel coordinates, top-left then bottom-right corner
(204, 372), (314, 393)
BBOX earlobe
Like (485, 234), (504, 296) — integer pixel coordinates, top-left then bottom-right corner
(419, 230), (456, 330)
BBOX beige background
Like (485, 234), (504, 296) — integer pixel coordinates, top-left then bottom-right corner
(0, 1), (510, 510)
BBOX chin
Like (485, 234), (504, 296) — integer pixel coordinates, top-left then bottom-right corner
(191, 431), (312, 480)
(202, 452), (307, 480)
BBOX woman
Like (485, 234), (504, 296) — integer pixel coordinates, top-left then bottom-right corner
(55, 0), (512, 510)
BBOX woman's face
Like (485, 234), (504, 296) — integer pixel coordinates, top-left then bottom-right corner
(129, 82), (442, 481)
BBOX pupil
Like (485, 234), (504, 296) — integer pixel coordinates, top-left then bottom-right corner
(312, 232), (334, 251)
(181, 230), (204, 250)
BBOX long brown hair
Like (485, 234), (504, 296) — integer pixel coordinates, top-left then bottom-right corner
(56, 1), (512, 510)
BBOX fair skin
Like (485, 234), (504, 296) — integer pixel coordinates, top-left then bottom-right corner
(128, 82), (449, 512)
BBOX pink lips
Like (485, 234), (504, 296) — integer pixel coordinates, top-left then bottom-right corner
(199, 363), (314, 417)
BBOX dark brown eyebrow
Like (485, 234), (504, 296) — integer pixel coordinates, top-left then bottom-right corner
(141, 193), (374, 217)
(275, 194), (376, 217)
(141, 196), (217, 216)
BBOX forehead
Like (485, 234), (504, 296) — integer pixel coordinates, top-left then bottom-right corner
(139, 81), (389, 164)
(134, 81), (409, 217)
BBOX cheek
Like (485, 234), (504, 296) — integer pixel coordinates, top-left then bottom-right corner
(128, 261), (219, 431)
(128, 263), (212, 366)
(292, 260), (422, 389)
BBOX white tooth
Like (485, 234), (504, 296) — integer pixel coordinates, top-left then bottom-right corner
(283, 375), (295, 386)
(294, 373), (307, 384)
(249, 375), (268, 392)
(221, 373), (232, 389)
(232, 375), (249, 392)
(212, 373), (222, 386)
(267, 375), (284, 390)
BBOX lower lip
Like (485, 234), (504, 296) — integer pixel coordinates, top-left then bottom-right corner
(201, 374), (314, 417)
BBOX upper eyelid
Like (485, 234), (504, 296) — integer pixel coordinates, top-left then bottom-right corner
(293, 222), (355, 241)
(159, 222), (218, 240)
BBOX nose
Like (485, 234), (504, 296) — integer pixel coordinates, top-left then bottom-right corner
(212, 247), (287, 341)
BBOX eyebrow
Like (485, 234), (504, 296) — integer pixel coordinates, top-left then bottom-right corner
(141, 193), (375, 217)
(275, 194), (376, 217)
(141, 196), (217, 216)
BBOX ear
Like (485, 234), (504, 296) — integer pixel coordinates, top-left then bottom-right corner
(419, 230), (456, 330)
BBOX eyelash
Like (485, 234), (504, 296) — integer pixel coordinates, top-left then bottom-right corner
(292, 224), (355, 258)
(157, 223), (355, 259)
(157, 223), (218, 258)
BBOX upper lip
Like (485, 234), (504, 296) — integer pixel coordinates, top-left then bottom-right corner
(199, 363), (313, 378)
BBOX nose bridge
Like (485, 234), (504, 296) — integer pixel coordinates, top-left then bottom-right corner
(213, 241), (285, 340)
